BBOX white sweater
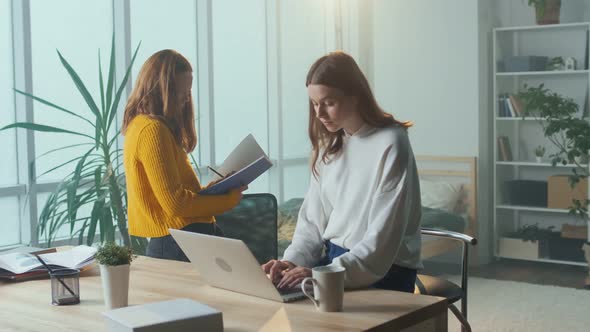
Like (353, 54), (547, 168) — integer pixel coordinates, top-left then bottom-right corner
(283, 124), (423, 288)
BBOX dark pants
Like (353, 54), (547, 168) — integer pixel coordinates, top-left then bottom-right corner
(316, 240), (417, 293)
(145, 223), (224, 262)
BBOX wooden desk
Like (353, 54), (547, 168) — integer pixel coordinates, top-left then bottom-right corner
(0, 256), (447, 331)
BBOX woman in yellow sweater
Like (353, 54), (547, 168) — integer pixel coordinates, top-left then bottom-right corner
(122, 49), (244, 261)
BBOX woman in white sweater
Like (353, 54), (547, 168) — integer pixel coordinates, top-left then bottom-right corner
(262, 51), (422, 293)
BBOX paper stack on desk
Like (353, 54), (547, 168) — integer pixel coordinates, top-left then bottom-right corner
(102, 298), (223, 332)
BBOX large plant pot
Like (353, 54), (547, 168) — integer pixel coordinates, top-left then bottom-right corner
(535, 0), (561, 25)
(100, 264), (130, 309)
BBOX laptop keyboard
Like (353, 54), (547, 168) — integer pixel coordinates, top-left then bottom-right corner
(277, 286), (303, 295)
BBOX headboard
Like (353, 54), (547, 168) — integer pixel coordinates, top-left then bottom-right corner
(415, 155), (478, 237)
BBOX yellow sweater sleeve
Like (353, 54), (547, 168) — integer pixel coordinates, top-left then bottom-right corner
(137, 122), (241, 218)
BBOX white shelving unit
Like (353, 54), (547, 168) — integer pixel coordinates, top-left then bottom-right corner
(493, 22), (590, 267)
(496, 69), (589, 77)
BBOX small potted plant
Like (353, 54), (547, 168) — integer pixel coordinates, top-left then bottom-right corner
(528, 0), (562, 25)
(534, 145), (546, 163)
(96, 242), (135, 309)
(546, 56), (565, 71)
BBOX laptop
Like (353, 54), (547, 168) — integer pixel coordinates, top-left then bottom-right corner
(169, 229), (307, 303)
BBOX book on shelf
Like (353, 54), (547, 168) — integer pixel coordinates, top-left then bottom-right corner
(497, 136), (513, 161)
(497, 137), (506, 160)
(0, 245), (96, 281)
(505, 97), (515, 117)
(497, 94), (524, 118)
(497, 95), (506, 117)
(508, 94), (523, 116)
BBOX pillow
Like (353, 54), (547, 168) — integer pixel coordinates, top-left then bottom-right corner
(419, 178), (463, 213)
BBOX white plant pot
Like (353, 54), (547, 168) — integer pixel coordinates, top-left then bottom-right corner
(100, 264), (130, 310)
(535, 156), (543, 163)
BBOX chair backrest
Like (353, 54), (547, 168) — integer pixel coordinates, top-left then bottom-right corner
(215, 193), (278, 264)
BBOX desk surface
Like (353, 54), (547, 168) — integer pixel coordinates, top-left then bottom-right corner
(0, 256), (447, 331)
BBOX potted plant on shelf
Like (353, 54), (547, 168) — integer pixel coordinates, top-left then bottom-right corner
(534, 145), (546, 163)
(96, 242), (135, 309)
(518, 83), (590, 275)
(0, 34), (147, 254)
(528, 0), (562, 25)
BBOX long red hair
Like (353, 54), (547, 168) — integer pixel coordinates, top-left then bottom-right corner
(306, 51), (411, 175)
(122, 49), (196, 152)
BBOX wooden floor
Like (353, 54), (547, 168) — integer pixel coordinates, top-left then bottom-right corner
(424, 258), (589, 290)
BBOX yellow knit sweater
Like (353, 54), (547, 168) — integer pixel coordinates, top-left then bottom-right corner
(123, 115), (240, 238)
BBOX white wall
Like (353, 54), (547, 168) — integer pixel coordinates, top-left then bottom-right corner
(365, 0), (590, 265)
(369, 0), (488, 263)
(372, 0), (479, 157)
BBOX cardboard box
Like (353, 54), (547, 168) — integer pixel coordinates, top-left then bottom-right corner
(561, 224), (588, 240)
(498, 237), (539, 260)
(103, 298), (223, 332)
(547, 175), (588, 209)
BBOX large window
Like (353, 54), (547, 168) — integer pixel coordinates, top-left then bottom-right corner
(130, 0), (200, 167)
(278, 0), (331, 200)
(280, 0), (329, 160)
(0, 0), (19, 247)
(211, 0), (269, 193)
(0, 198), (20, 246)
(2, 1), (339, 248)
(30, 0), (112, 182)
(130, 0), (198, 80)
(0, 0), (17, 187)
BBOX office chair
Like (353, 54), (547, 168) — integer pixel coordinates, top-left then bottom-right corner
(215, 193), (278, 264)
(414, 228), (477, 332)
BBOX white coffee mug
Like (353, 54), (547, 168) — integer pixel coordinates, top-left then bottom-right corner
(301, 265), (345, 312)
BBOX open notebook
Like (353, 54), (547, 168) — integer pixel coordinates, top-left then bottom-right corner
(200, 134), (273, 195)
(0, 245), (96, 281)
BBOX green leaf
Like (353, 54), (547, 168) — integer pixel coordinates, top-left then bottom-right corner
(56, 50), (103, 148)
(13, 89), (95, 128)
(107, 42), (141, 131)
(78, 218), (89, 245)
(87, 199), (103, 245)
(0, 122), (94, 139)
(57, 50), (102, 119)
(131, 236), (149, 255)
(101, 206), (115, 243)
(98, 49), (106, 117)
(37, 155), (86, 179)
(68, 148), (94, 232)
(33, 143), (94, 161)
(106, 33), (116, 115)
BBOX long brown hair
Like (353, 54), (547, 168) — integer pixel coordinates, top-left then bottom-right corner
(306, 51), (411, 175)
(122, 49), (196, 152)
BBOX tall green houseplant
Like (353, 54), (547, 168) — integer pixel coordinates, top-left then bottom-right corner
(518, 83), (590, 217)
(1, 35), (143, 250)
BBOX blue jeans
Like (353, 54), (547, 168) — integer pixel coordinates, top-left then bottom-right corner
(145, 223), (224, 262)
(316, 240), (417, 293)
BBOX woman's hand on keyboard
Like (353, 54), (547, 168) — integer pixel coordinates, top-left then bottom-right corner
(261, 259), (296, 284)
(277, 266), (312, 289)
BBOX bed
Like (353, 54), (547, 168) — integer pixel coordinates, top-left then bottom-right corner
(416, 155), (477, 260)
(277, 155), (478, 261)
